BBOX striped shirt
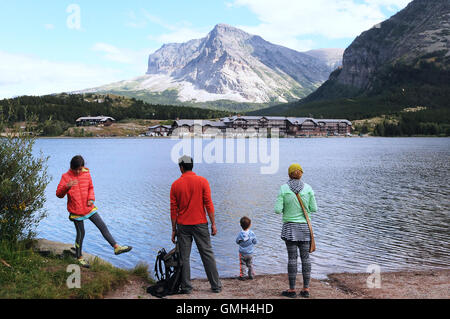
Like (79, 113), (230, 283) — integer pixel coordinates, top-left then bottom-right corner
(281, 222), (310, 242)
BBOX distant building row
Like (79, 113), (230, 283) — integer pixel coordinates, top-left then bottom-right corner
(147, 116), (352, 137)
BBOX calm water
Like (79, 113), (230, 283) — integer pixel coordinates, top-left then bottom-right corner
(34, 137), (450, 279)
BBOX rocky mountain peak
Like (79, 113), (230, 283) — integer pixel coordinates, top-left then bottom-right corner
(84, 24), (343, 106)
(211, 23), (246, 35)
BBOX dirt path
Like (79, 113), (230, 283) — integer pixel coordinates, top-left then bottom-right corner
(105, 269), (450, 299)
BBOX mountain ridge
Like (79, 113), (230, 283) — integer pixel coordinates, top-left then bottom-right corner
(77, 24), (342, 109)
(251, 0), (450, 119)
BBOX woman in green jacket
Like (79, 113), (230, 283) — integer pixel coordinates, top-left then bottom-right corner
(275, 163), (317, 298)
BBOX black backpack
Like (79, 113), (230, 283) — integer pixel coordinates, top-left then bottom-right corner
(146, 242), (183, 298)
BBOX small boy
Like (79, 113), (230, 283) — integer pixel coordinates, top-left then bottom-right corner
(236, 216), (257, 280)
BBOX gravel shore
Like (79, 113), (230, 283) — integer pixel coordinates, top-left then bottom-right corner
(105, 269), (450, 299)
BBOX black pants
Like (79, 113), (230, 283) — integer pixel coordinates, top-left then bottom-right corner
(73, 213), (117, 259)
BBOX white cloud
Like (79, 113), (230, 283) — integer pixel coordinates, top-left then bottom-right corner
(44, 24), (55, 30)
(93, 43), (138, 64)
(231, 0), (413, 50)
(92, 43), (132, 63)
(142, 10), (177, 31)
(0, 51), (123, 98)
(364, 0), (412, 9)
(142, 10), (211, 44)
(125, 10), (147, 29)
(149, 27), (210, 44)
(236, 24), (316, 51)
(225, 2), (234, 8)
(91, 43), (156, 74)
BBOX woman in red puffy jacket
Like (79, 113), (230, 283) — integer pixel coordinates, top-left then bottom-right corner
(56, 155), (132, 268)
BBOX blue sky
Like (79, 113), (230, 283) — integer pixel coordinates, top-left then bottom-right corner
(0, 0), (412, 98)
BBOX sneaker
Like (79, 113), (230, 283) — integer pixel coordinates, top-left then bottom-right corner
(178, 289), (192, 295)
(299, 290), (310, 298)
(78, 258), (90, 268)
(281, 290), (297, 298)
(211, 288), (222, 293)
(238, 276), (247, 281)
(114, 245), (132, 255)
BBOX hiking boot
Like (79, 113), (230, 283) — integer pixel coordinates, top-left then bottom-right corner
(114, 245), (132, 255)
(78, 258), (90, 268)
(299, 290), (310, 298)
(178, 289), (192, 295)
(281, 290), (297, 298)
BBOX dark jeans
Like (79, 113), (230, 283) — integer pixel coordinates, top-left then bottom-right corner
(177, 223), (222, 292)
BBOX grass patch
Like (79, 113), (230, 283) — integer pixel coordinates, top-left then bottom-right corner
(0, 241), (150, 299)
(129, 262), (151, 282)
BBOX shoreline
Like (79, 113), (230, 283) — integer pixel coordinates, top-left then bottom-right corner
(106, 269), (450, 299)
(27, 239), (450, 299)
(30, 135), (449, 139)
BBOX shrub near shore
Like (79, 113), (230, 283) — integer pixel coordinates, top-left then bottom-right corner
(0, 127), (50, 243)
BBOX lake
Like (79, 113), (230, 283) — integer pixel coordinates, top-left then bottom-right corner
(34, 137), (450, 280)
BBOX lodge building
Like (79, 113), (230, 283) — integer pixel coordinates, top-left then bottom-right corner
(76, 116), (115, 127)
(148, 116), (352, 137)
(146, 125), (172, 137)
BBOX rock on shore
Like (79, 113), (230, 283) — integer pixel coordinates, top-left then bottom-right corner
(32, 238), (111, 266)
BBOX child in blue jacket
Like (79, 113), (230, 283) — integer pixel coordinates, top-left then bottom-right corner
(236, 216), (257, 280)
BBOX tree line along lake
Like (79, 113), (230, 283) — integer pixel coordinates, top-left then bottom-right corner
(34, 137), (450, 279)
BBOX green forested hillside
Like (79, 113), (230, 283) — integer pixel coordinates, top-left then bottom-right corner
(0, 94), (232, 136)
(0, 94), (231, 122)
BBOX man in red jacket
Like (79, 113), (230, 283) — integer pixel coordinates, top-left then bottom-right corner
(170, 155), (222, 294)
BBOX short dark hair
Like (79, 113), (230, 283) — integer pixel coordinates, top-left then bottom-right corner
(178, 155), (193, 171)
(70, 155), (85, 170)
(240, 216), (251, 230)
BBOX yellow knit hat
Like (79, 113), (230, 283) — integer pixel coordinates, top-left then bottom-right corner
(288, 163), (303, 176)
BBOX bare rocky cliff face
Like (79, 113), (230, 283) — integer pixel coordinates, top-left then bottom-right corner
(334, 0), (450, 91)
(250, 0), (450, 116)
